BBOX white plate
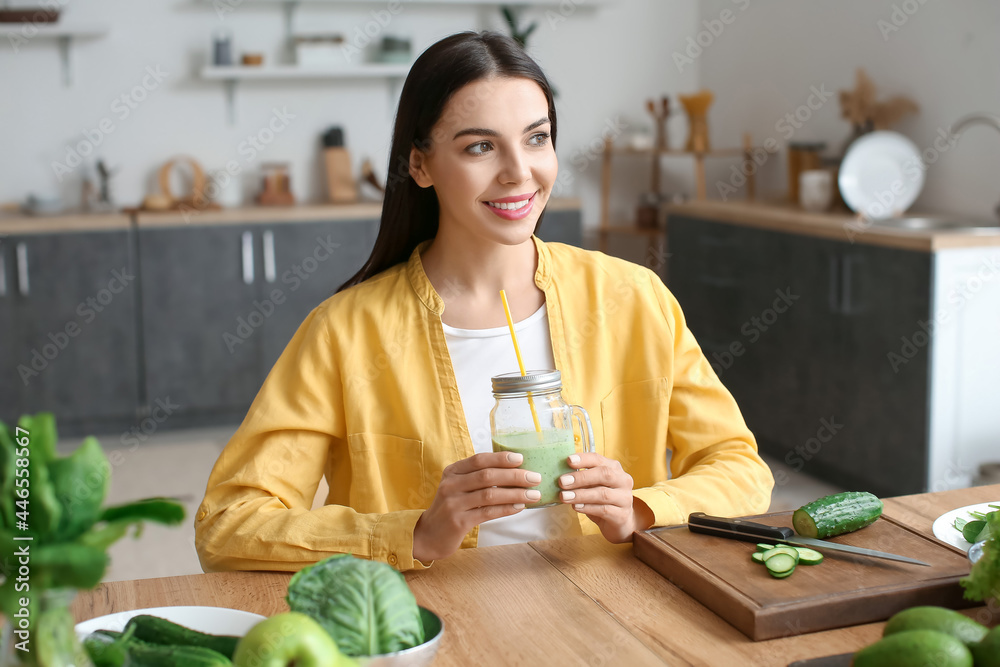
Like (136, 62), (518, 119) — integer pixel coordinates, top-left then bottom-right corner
(930, 501), (1000, 550)
(838, 130), (925, 220)
(75, 605), (265, 641)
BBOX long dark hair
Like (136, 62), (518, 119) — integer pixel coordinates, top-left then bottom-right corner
(336, 30), (558, 293)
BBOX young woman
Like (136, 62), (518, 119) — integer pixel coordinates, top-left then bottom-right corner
(195, 31), (774, 573)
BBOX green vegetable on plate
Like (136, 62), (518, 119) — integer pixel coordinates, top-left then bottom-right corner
(286, 554), (425, 657)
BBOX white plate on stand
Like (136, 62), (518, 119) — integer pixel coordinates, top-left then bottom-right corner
(930, 501), (1000, 550)
(838, 130), (924, 220)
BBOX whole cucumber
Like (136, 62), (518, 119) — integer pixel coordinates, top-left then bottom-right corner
(125, 614), (241, 658)
(120, 642), (233, 667)
(792, 491), (882, 539)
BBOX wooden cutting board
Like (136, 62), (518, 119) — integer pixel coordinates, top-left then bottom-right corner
(633, 511), (976, 641)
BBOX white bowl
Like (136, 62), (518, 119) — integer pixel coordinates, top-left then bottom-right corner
(356, 607), (444, 667)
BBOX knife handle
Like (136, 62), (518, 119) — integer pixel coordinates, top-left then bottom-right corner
(688, 513), (794, 541)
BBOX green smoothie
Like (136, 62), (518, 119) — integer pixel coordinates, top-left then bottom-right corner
(492, 430), (577, 507)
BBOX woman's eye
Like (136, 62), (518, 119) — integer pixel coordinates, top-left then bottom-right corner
(466, 141), (492, 156)
(529, 132), (550, 146)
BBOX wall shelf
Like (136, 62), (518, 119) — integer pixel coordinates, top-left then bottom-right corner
(0, 23), (110, 86)
(598, 134), (761, 255)
(200, 63), (411, 124)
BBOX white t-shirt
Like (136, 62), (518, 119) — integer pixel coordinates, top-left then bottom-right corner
(441, 303), (582, 546)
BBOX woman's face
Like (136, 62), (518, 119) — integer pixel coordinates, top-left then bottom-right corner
(409, 76), (558, 247)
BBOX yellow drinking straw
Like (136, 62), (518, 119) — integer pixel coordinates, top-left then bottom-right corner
(500, 290), (543, 434)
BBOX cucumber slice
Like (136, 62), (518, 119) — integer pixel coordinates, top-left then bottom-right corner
(769, 567), (796, 579)
(765, 553), (797, 576)
(792, 547), (824, 565)
(762, 546), (799, 562)
(751, 552), (765, 563)
(756, 543), (775, 552)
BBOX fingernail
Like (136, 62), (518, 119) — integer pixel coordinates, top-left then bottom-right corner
(559, 474), (574, 487)
(513, 503), (525, 510)
(525, 471), (542, 484)
(507, 452), (523, 464)
(525, 490), (541, 501)
(561, 490), (576, 501)
(574, 503), (584, 510)
(568, 454), (580, 465)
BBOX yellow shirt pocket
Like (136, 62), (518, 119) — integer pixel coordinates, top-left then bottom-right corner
(346, 433), (428, 513)
(599, 377), (670, 485)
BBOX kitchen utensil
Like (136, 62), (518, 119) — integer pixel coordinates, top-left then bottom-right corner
(799, 169), (833, 212)
(322, 126), (358, 203)
(633, 510), (975, 640)
(931, 501), (1000, 550)
(75, 606), (265, 639)
(688, 513), (929, 566)
(838, 130), (924, 220)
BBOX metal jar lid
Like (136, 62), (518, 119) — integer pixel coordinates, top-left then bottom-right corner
(491, 370), (562, 395)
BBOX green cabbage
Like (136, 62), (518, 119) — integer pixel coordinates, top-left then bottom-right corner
(286, 554), (425, 657)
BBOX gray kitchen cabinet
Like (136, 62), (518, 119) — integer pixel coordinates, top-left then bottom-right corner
(537, 208), (583, 247)
(139, 225), (266, 422)
(667, 216), (931, 496)
(0, 230), (140, 429)
(138, 219), (379, 424)
(253, 219), (377, 375)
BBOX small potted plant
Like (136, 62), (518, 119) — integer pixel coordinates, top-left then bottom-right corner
(0, 413), (185, 667)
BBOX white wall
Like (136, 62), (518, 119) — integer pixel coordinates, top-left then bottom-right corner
(0, 0), (699, 233)
(696, 0), (1000, 219)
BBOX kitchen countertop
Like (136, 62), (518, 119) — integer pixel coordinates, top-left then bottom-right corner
(0, 197), (582, 234)
(665, 200), (1000, 252)
(71, 483), (999, 667)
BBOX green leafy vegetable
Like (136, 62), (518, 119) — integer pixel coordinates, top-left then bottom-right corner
(961, 510), (1000, 603)
(286, 554), (425, 657)
(0, 412), (187, 666)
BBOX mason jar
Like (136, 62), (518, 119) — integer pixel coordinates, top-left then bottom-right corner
(489, 370), (595, 508)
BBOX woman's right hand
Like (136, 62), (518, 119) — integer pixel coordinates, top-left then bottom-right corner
(412, 451), (541, 563)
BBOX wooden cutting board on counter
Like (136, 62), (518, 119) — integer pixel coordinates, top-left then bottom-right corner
(633, 511), (975, 641)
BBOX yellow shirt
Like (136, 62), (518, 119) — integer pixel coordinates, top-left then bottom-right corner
(195, 236), (774, 573)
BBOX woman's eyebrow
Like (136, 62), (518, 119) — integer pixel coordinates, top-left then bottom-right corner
(452, 117), (550, 140)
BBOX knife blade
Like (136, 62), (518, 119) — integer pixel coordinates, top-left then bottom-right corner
(687, 513), (931, 566)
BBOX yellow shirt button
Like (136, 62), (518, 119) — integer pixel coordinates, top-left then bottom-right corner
(197, 510), (207, 521)
(388, 553), (398, 565)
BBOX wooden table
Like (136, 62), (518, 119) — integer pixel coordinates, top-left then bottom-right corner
(72, 484), (1000, 666)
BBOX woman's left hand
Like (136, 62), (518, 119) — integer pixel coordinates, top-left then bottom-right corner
(558, 453), (654, 543)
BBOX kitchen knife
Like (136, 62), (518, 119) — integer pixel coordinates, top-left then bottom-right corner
(687, 513), (931, 566)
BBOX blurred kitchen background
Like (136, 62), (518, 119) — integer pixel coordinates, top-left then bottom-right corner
(2, 0), (999, 580)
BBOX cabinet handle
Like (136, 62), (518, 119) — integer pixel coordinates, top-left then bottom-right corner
(841, 254), (863, 315)
(241, 231), (254, 285)
(262, 230), (276, 283)
(16, 242), (28, 296)
(0, 245), (6, 297)
(828, 254), (840, 313)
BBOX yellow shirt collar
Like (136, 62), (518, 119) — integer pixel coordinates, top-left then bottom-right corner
(405, 235), (554, 315)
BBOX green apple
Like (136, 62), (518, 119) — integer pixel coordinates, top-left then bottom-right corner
(233, 612), (356, 667)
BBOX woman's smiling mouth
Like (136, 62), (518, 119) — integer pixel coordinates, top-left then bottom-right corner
(483, 191), (537, 219)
